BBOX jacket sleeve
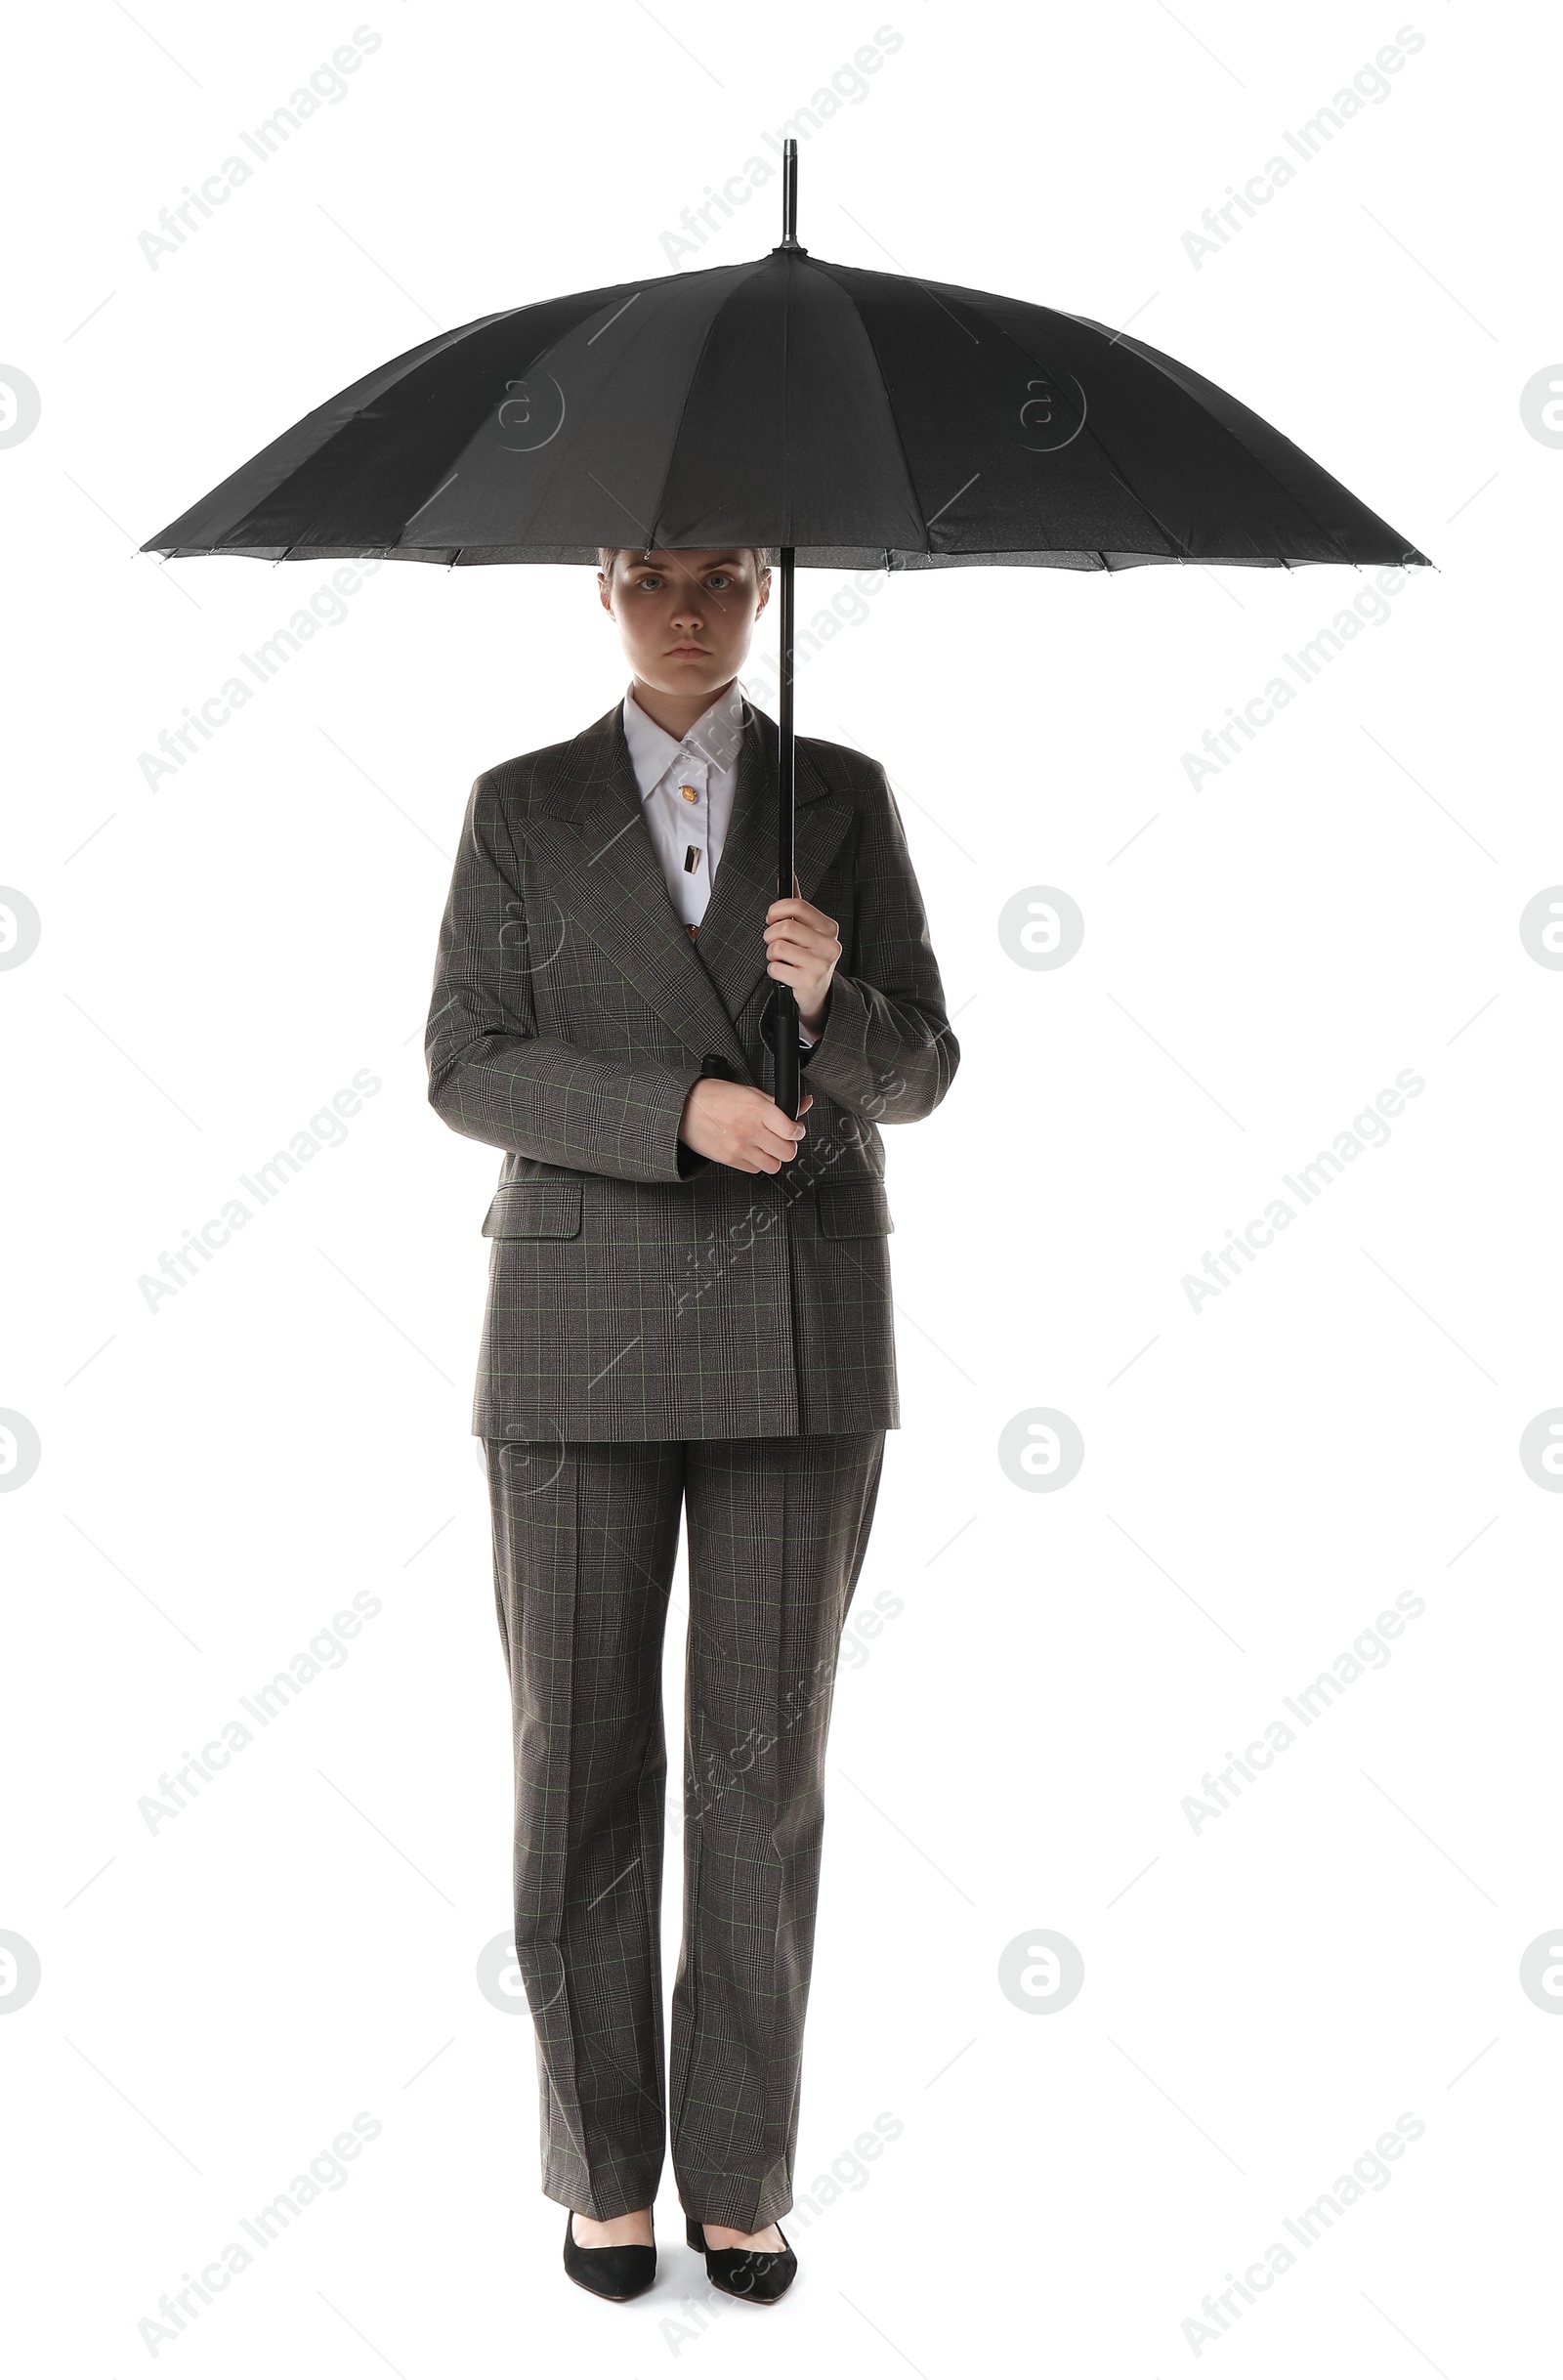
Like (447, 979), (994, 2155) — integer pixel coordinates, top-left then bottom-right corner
(797, 763), (959, 1125)
(426, 773), (708, 1182)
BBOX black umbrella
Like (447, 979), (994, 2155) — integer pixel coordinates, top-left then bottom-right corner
(143, 142), (1430, 1113)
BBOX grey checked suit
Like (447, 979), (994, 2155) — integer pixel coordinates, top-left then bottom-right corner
(426, 696), (957, 2226)
(426, 697), (958, 1440)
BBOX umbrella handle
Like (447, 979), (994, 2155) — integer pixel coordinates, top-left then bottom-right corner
(772, 543), (800, 1122)
(772, 991), (800, 1121)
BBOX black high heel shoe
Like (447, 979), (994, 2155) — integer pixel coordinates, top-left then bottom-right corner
(686, 2215), (797, 2304)
(563, 2207), (656, 2302)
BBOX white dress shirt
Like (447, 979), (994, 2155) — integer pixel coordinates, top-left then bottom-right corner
(621, 681), (819, 1046)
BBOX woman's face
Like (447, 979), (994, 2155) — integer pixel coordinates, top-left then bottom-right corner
(598, 548), (770, 702)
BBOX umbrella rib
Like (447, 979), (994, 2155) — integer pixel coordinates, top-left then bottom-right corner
(806, 259), (931, 557)
(396, 284), (670, 556)
(831, 262), (1178, 564)
(401, 318), (587, 552)
(643, 256), (772, 557)
(946, 295), (1158, 561)
(1057, 308), (1358, 564)
(961, 294), (1193, 562)
(397, 295), (642, 555)
(220, 311), (515, 559)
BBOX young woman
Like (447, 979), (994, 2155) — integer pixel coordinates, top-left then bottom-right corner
(425, 545), (957, 2303)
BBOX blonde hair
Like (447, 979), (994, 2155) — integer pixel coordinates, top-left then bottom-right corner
(597, 545), (774, 580)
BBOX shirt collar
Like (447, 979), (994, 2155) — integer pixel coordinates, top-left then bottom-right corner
(621, 680), (747, 801)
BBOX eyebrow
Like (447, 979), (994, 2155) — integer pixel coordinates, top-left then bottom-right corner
(624, 554), (747, 570)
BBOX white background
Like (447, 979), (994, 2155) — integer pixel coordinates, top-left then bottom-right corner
(3, 0), (1558, 2371)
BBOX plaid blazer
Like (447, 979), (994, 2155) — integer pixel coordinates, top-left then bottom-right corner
(425, 697), (958, 1440)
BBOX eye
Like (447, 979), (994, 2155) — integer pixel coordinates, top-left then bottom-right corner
(636, 574), (663, 590)
(705, 574), (732, 589)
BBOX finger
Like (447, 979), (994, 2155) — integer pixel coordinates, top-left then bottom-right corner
(764, 921), (828, 953)
(768, 955), (827, 988)
(766, 934), (828, 969)
(754, 1113), (806, 1151)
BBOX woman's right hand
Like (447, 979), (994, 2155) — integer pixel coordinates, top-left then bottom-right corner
(678, 1081), (813, 1173)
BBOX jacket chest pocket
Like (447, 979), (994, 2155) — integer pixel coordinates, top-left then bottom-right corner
(482, 1183), (584, 1238)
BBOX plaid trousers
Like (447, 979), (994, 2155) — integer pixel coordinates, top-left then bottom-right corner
(485, 1428), (885, 2231)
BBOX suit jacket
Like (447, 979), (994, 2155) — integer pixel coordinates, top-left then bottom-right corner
(425, 697), (958, 1441)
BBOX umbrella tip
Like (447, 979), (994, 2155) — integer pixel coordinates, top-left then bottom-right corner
(780, 136), (800, 248)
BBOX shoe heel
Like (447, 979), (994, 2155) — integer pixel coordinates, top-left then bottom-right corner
(686, 2217), (706, 2252)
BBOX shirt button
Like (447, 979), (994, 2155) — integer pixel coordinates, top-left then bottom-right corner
(680, 784), (697, 802)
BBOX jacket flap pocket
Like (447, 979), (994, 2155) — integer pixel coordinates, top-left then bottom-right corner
(816, 1180), (894, 1239)
(482, 1183), (583, 1239)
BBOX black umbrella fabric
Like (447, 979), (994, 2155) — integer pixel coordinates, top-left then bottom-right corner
(142, 240), (1426, 575)
(142, 144), (1430, 1111)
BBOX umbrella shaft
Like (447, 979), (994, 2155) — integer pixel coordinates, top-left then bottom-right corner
(772, 545), (800, 1120)
(778, 545), (795, 892)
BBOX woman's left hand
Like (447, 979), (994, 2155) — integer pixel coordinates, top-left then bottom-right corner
(763, 877), (841, 1038)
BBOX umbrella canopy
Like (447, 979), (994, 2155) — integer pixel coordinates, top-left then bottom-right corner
(141, 227), (1427, 575)
(141, 144), (1429, 1115)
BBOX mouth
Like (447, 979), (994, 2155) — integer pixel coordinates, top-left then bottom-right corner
(666, 643), (711, 657)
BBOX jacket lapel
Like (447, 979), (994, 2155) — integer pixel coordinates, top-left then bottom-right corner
(695, 704), (854, 1028)
(513, 698), (854, 1080)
